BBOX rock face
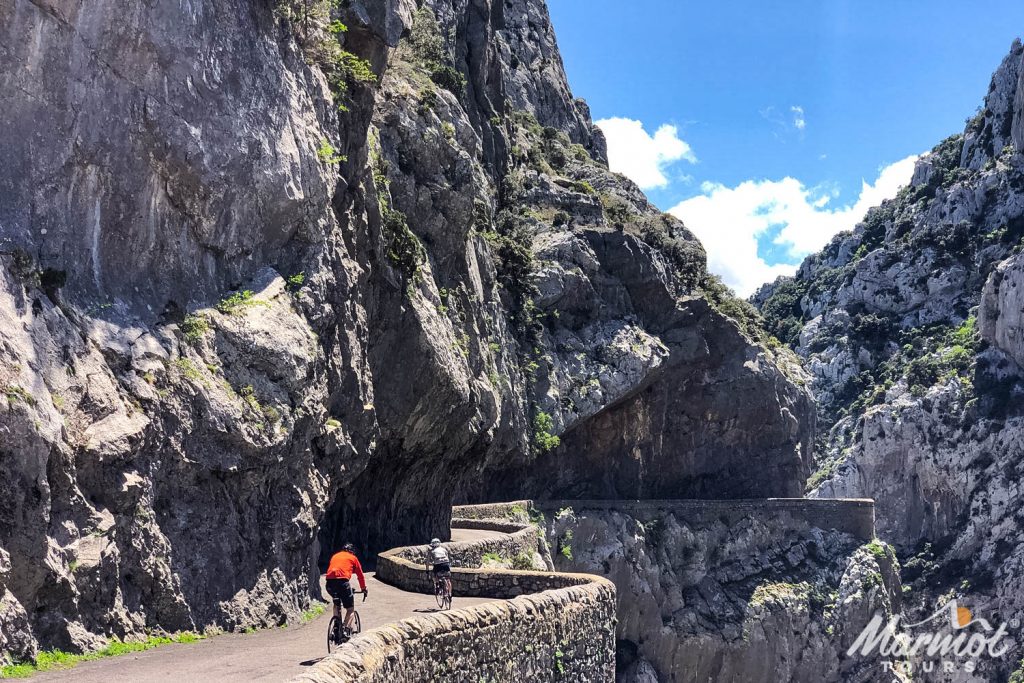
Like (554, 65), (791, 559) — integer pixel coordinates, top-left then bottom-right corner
(757, 39), (1024, 682)
(0, 0), (811, 662)
(980, 251), (1024, 369)
(541, 503), (903, 683)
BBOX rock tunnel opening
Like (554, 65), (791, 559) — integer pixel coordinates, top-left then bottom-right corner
(315, 449), (474, 572)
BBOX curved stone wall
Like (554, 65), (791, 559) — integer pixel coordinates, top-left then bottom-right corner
(451, 500), (534, 521)
(297, 511), (616, 682)
(377, 521), (540, 586)
(294, 580), (615, 683)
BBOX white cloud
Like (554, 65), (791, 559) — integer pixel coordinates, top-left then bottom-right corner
(791, 106), (806, 130)
(668, 154), (919, 297)
(595, 117), (697, 190)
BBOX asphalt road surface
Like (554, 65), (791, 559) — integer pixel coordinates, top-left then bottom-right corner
(32, 528), (507, 682)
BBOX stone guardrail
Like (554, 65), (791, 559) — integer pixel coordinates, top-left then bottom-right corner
(451, 500), (534, 521)
(533, 498), (876, 541)
(295, 504), (616, 682)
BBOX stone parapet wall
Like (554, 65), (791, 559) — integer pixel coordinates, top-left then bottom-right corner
(534, 497), (876, 541)
(297, 510), (615, 682)
(387, 518), (540, 573)
(451, 500), (533, 521)
(292, 578), (616, 683)
(377, 541), (585, 598)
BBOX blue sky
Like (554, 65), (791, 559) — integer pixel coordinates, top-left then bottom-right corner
(548, 0), (1024, 294)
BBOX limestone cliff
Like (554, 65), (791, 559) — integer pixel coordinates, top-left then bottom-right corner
(540, 502), (903, 683)
(757, 39), (1024, 682)
(0, 0), (811, 662)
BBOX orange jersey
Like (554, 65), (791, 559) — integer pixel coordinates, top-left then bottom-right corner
(326, 551), (366, 591)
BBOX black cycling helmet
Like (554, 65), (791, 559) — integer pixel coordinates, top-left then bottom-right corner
(342, 542), (356, 553)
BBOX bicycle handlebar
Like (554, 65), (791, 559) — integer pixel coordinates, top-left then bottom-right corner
(361, 590), (368, 602)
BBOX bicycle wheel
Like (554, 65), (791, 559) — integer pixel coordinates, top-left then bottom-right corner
(327, 616), (339, 654)
(443, 589), (452, 611)
(434, 580), (445, 608)
(351, 610), (361, 635)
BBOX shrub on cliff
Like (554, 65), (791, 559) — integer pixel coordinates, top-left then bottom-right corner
(632, 214), (706, 291)
(409, 7), (466, 96)
(532, 411), (560, 452)
(701, 275), (770, 344)
(180, 314), (209, 344)
(511, 553), (534, 570)
(382, 209), (425, 282)
(481, 210), (538, 322)
(275, 0), (376, 106)
(759, 277), (809, 347)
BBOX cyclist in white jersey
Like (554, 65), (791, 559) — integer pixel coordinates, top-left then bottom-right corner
(428, 538), (452, 597)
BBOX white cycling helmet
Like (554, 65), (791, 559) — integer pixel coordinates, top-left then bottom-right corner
(430, 538), (441, 547)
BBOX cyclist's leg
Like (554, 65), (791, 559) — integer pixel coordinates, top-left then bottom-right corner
(439, 564), (452, 595)
(326, 578), (343, 620)
(340, 583), (356, 631)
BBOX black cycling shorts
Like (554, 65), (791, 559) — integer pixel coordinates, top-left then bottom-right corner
(326, 578), (354, 608)
(432, 563), (451, 575)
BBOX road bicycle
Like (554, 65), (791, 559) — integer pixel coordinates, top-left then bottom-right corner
(430, 570), (452, 611)
(327, 590), (366, 653)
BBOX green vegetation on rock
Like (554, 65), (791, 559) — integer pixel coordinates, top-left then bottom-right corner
(299, 602), (327, 624)
(758, 277), (810, 347)
(368, 129), (426, 283)
(3, 384), (35, 407)
(180, 313), (209, 344)
(173, 358), (205, 384)
(480, 210), (537, 323)
(409, 7), (466, 96)
(557, 529), (573, 561)
(864, 539), (888, 560)
(216, 290), (266, 315)
(700, 275), (770, 344)
(532, 411), (560, 452)
(382, 208), (426, 282)
(316, 139), (346, 165)
(1008, 657), (1024, 683)
(275, 0), (376, 108)
(511, 553), (535, 570)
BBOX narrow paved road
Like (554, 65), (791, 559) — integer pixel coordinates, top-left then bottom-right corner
(33, 528), (507, 683)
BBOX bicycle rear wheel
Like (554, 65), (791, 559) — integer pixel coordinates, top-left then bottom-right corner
(327, 616), (339, 654)
(434, 580), (445, 608)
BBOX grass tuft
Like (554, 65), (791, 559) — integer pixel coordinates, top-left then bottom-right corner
(300, 602), (327, 624)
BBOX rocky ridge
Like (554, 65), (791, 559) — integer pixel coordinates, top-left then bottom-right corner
(756, 39), (1024, 682)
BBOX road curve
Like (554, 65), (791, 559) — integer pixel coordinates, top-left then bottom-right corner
(31, 528), (508, 683)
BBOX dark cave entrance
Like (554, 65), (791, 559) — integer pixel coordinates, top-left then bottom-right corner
(315, 452), (472, 572)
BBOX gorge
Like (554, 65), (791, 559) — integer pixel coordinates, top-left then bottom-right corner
(1, 1), (1023, 681)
